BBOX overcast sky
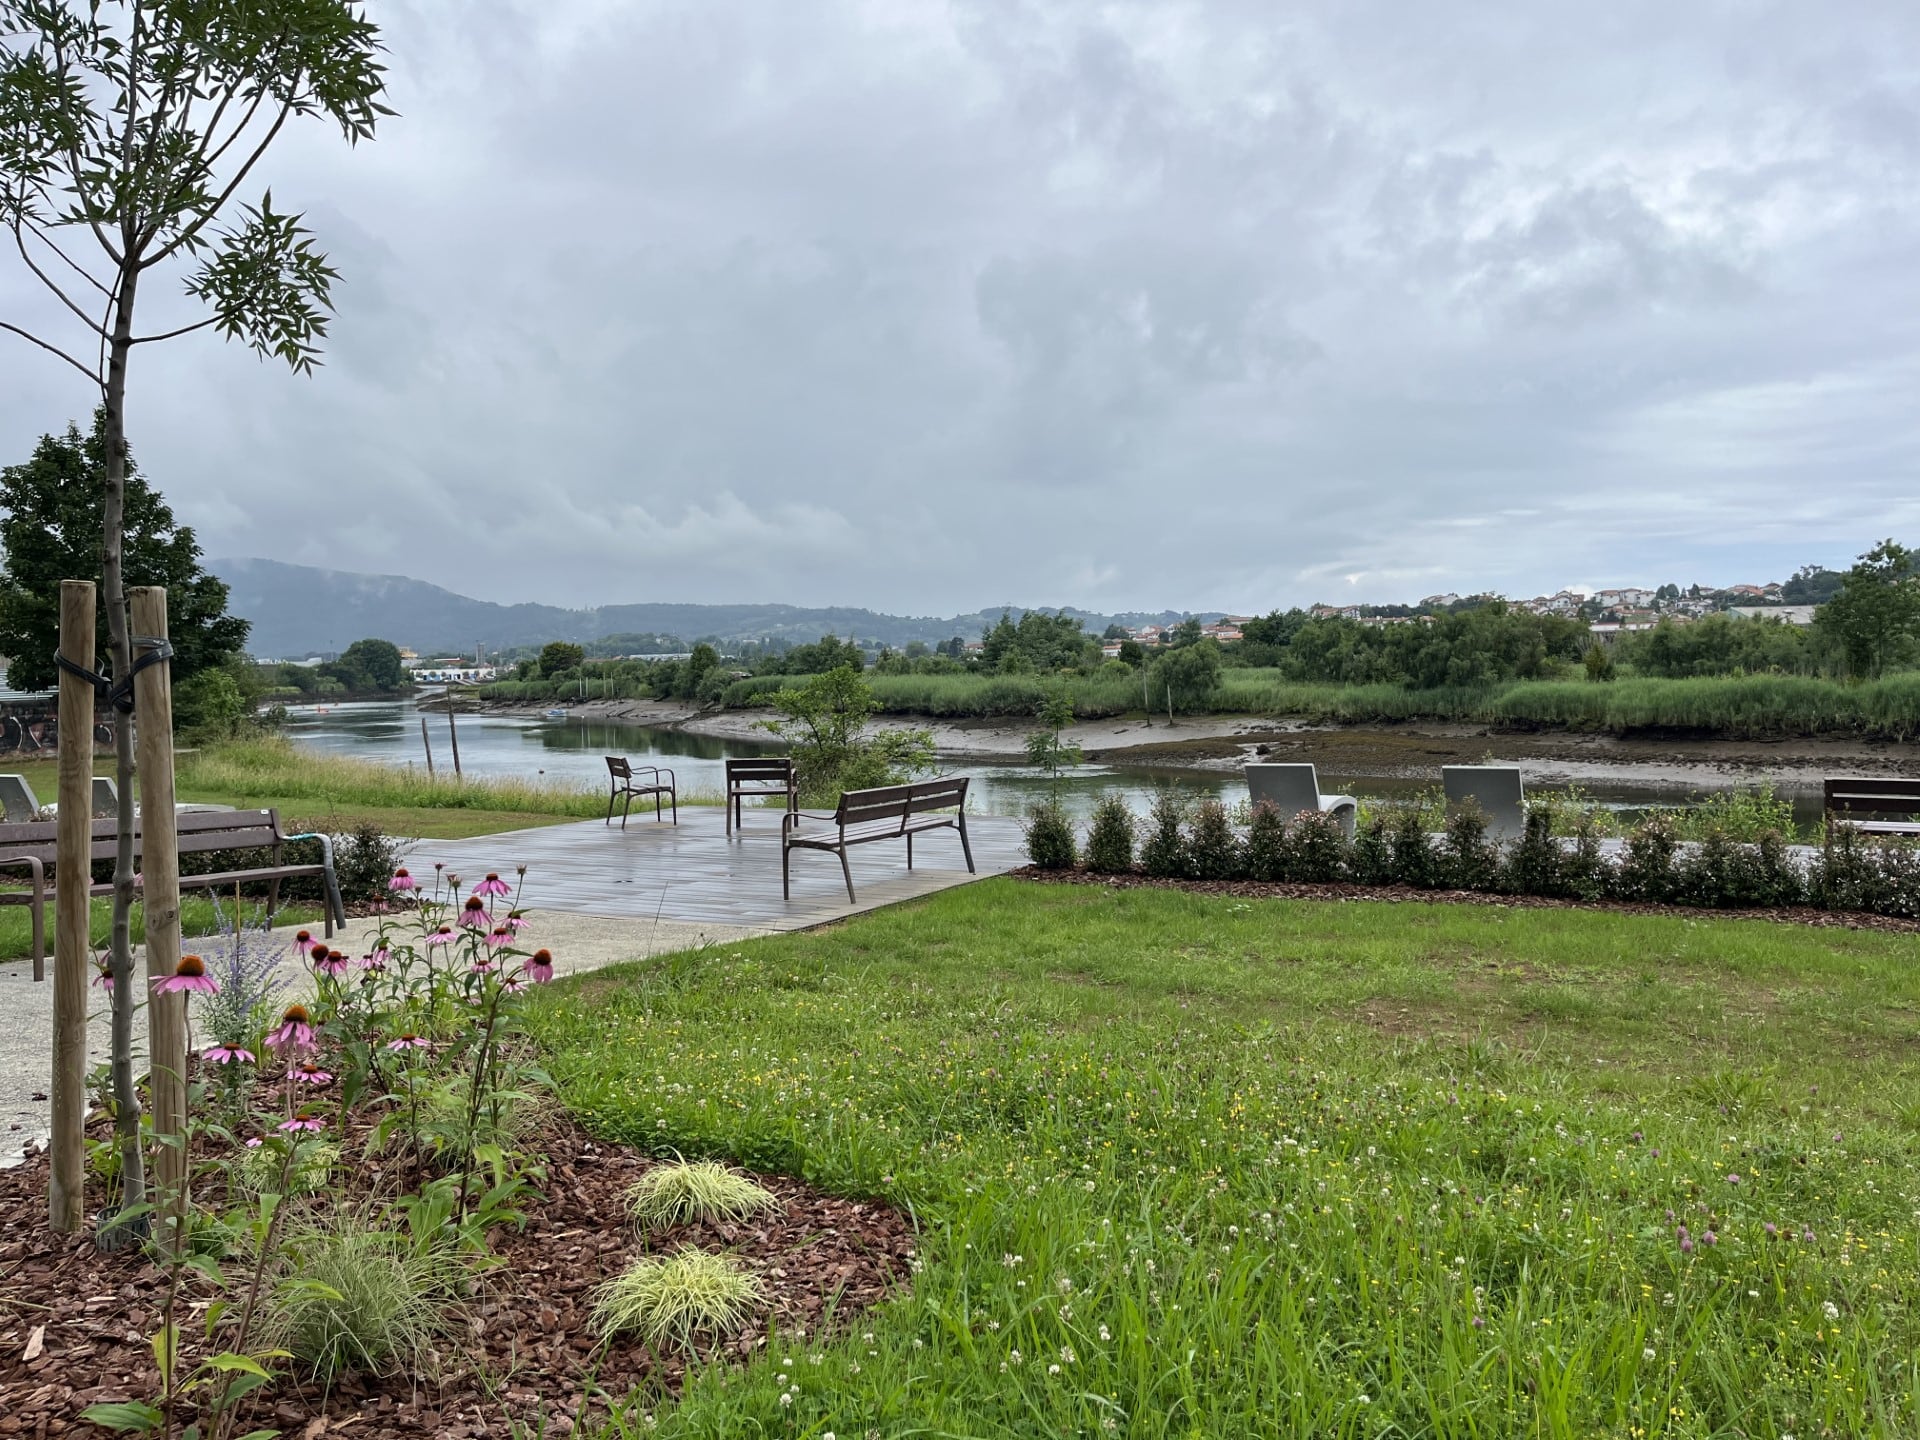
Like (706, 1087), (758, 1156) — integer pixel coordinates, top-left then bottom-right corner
(4, 0), (1919, 616)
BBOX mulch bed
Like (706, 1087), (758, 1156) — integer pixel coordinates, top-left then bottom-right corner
(1012, 864), (1920, 935)
(0, 1113), (915, 1437)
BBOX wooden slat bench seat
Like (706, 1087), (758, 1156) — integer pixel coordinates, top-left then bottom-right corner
(782, 776), (974, 902)
(725, 757), (797, 836)
(1824, 776), (1920, 838)
(0, 808), (345, 983)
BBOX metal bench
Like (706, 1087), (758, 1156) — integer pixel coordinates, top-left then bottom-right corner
(782, 776), (974, 902)
(0, 808), (345, 982)
(725, 756), (796, 836)
(606, 755), (677, 827)
(1824, 776), (1920, 838)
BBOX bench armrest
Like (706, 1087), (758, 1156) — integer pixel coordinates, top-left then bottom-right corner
(279, 830), (347, 928)
(627, 765), (675, 786)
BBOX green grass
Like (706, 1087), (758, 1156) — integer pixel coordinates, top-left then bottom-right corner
(527, 881), (1920, 1438)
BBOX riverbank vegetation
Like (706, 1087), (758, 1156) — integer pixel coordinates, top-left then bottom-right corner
(529, 881), (1919, 1435)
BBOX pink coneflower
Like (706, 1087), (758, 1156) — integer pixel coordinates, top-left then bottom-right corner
(361, 944), (390, 969)
(485, 925), (514, 950)
(388, 868), (417, 892)
(474, 872), (512, 897)
(266, 1004), (316, 1053)
(291, 1061), (334, 1086)
(244, 1137), (264, 1149)
(386, 1033), (431, 1053)
(426, 925), (456, 947)
(92, 960), (113, 992)
(291, 930), (316, 958)
(505, 910), (530, 933)
(279, 1111), (326, 1134)
(459, 895), (489, 928)
(153, 955), (219, 995)
(470, 955), (496, 974)
(527, 949), (555, 983)
(203, 1044), (255, 1065)
(499, 975), (528, 995)
(312, 948), (348, 978)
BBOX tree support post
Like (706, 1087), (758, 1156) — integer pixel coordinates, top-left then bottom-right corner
(50, 580), (94, 1233)
(131, 587), (187, 1240)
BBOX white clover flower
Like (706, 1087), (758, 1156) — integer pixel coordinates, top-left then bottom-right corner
(1643, 1347), (1656, 1361)
(778, 1394), (793, 1408)
(1823, 1301), (1841, 1320)
(1098, 1324), (1111, 1342)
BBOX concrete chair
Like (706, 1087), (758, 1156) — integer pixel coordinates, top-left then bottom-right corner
(1442, 765), (1526, 843)
(0, 773), (41, 822)
(1246, 763), (1358, 839)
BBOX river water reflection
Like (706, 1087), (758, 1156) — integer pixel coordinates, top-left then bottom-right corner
(283, 701), (1826, 830)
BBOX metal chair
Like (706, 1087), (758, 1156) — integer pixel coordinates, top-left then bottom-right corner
(605, 755), (677, 827)
(724, 756), (797, 836)
(1245, 763), (1357, 839)
(1442, 765), (1527, 843)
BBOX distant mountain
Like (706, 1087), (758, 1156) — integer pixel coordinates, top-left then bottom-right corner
(212, 558), (1221, 660)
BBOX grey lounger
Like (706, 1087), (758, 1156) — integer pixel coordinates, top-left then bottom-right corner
(0, 773), (40, 823)
(92, 775), (118, 816)
(1442, 765), (1526, 843)
(1245, 763), (1357, 839)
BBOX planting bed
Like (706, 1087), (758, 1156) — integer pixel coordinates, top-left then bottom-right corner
(0, 1112), (913, 1436)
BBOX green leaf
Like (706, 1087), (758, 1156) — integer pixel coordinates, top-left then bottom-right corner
(199, 1352), (274, 1379)
(78, 1401), (165, 1432)
(151, 1322), (179, 1386)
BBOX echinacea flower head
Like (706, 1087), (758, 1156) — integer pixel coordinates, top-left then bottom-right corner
(527, 949), (555, 983)
(292, 930), (316, 957)
(388, 868), (417, 892)
(499, 975), (527, 995)
(505, 910), (530, 933)
(266, 1004), (316, 1053)
(202, 1044), (255, 1065)
(470, 955), (496, 974)
(485, 925), (514, 949)
(460, 895), (489, 928)
(279, 1111), (326, 1134)
(362, 944), (390, 969)
(386, 1033), (431, 1052)
(426, 925), (456, 947)
(474, 872), (512, 897)
(291, 1061), (334, 1086)
(312, 948), (348, 978)
(153, 954), (219, 994)
(92, 959), (114, 992)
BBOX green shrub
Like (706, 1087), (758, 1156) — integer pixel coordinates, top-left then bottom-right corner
(1024, 801), (1078, 870)
(1437, 800), (1501, 891)
(1347, 814), (1394, 886)
(626, 1160), (777, 1229)
(1244, 801), (1289, 882)
(1083, 796), (1136, 874)
(1387, 805), (1439, 889)
(1139, 791), (1189, 879)
(1615, 816), (1681, 902)
(1185, 797), (1242, 880)
(1502, 809), (1565, 898)
(332, 820), (405, 908)
(262, 1224), (463, 1380)
(591, 1249), (764, 1347)
(1285, 809), (1350, 884)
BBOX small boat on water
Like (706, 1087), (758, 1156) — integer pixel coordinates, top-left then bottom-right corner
(543, 707), (569, 720)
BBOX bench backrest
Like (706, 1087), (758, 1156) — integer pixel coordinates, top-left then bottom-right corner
(1246, 763), (1323, 818)
(1825, 776), (1920, 817)
(1442, 765), (1527, 843)
(0, 808), (284, 866)
(606, 756), (633, 782)
(726, 757), (794, 782)
(0, 773), (40, 824)
(831, 776), (969, 827)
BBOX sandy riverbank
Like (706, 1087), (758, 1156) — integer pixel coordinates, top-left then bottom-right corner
(494, 697), (1920, 792)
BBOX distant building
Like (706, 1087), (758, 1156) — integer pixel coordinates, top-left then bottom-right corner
(411, 665), (498, 683)
(1729, 605), (1818, 626)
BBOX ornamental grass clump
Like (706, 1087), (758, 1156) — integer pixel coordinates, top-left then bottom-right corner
(591, 1249), (765, 1347)
(261, 1223), (464, 1380)
(626, 1159), (778, 1229)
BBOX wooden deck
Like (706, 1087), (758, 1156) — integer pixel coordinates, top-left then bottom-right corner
(403, 804), (1028, 931)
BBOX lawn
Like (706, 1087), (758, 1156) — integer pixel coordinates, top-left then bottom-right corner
(527, 881), (1920, 1438)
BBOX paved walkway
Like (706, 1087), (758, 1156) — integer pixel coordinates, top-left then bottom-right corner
(1, 805), (1026, 1165)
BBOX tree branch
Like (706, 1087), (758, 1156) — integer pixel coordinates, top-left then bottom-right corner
(129, 315), (218, 345)
(19, 214), (112, 297)
(0, 319), (103, 384)
(46, 18), (125, 267)
(143, 89), (295, 270)
(11, 217), (110, 336)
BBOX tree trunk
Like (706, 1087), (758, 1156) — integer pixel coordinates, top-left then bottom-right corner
(101, 270), (145, 1225)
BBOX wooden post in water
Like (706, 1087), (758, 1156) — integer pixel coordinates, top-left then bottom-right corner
(50, 580), (95, 1232)
(446, 692), (462, 777)
(130, 587), (187, 1239)
(421, 715), (435, 777)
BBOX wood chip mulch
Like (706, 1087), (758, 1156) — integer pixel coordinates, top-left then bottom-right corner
(0, 1114), (915, 1437)
(1012, 864), (1920, 935)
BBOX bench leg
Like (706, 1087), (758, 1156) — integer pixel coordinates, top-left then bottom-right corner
(31, 871), (45, 984)
(727, 790), (734, 836)
(906, 831), (913, 870)
(958, 813), (976, 873)
(782, 841), (791, 900)
(838, 846), (857, 904)
(670, 787), (677, 824)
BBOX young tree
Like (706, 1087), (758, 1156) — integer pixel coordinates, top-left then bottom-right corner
(1023, 687), (1082, 787)
(0, 412), (250, 691)
(326, 636), (404, 691)
(0, 0), (389, 1224)
(538, 640), (585, 675)
(1817, 539), (1920, 678)
(1152, 640), (1223, 718)
(758, 665), (935, 805)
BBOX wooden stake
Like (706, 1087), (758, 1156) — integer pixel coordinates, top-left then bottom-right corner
(129, 587), (186, 1234)
(50, 580), (94, 1233)
(447, 692), (462, 777)
(421, 714), (435, 777)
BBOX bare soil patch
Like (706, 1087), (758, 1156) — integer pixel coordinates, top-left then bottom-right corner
(0, 1113), (913, 1437)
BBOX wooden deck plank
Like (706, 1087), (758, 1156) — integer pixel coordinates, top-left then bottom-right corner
(402, 806), (1027, 930)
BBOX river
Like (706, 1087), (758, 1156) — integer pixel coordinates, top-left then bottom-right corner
(281, 701), (1831, 829)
